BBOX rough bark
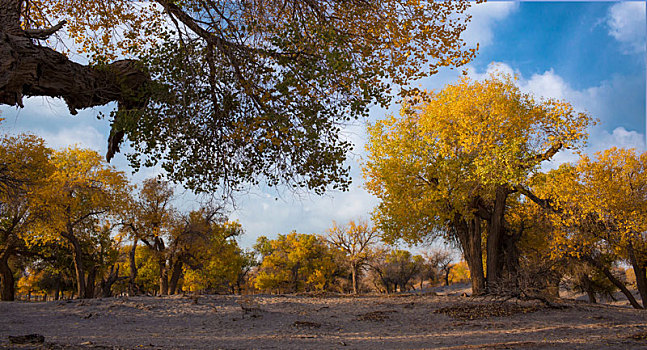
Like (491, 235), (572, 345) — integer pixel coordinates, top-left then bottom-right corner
(158, 258), (169, 295)
(485, 185), (510, 291)
(0, 250), (15, 301)
(455, 214), (485, 295)
(101, 265), (122, 298)
(0, 214), (20, 301)
(168, 259), (183, 295)
(578, 272), (597, 304)
(85, 265), (96, 298)
(153, 236), (169, 295)
(0, 0), (149, 160)
(65, 230), (87, 299)
(0, 33), (146, 111)
(350, 262), (359, 294)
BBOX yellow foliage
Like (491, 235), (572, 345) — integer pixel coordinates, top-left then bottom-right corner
(363, 72), (593, 244)
(16, 270), (47, 297)
(24, 146), (130, 250)
(25, 0), (164, 63)
(537, 148), (647, 262)
(448, 261), (470, 284)
(254, 232), (336, 293)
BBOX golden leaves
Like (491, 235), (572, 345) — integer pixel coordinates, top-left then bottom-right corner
(24, 0), (164, 63)
(536, 147), (647, 262)
(363, 72), (592, 244)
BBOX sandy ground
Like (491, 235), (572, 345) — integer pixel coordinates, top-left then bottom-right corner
(1, 288), (647, 349)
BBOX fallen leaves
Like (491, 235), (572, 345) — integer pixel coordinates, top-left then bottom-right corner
(434, 303), (540, 320)
(356, 310), (398, 321)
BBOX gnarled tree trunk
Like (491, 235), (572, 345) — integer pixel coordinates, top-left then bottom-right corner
(168, 259), (183, 295)
(63, 229), (88, 299)
(584, 255), (642, 309)
(159, 259), (169, 295)
(350, 262), (359, 294)
(454, 214), (485, 295)
(0, 0), (149, 159)
(85, 265), (96, 298)
(101, 265), (122, 297)
(627, 242), (647, 308)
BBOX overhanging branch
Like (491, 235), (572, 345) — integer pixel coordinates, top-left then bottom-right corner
(24, 20), (66, 39)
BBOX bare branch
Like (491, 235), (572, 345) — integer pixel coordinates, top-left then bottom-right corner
(24, 20), (66, 40)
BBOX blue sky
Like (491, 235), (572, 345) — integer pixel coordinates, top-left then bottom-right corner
(1, 1), (645, 249)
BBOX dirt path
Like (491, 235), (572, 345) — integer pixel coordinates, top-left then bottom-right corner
(1, 294), (646, 349)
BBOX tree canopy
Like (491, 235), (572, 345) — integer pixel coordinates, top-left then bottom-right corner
(0, 0), (478, 195)
(363, 73), (593, 293)
(535, 148), (647, 308)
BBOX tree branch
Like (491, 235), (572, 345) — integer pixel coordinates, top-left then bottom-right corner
(524, 142), (563, 168)
(24, 20), (66, 39)
(514, 185), (556, 213)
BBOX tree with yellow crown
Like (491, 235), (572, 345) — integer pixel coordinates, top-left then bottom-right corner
(364, 73), (592, 294)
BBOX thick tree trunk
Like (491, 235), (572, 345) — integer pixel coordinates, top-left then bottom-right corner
(351, 262), (359, 294)
(85, 266), (96, 298)
(168, 259), (183, 295)
(159, 258), (169, 295)
(579, 272), (597, 303)
(501, 231), (521, 290)
(586, 288), (597, 304)
(66, 232), (87, 299)
(129, 238), (138, 296)
(486, 185), (509, 291)
(627, 242), (647, 308)
(0, 0), (149, 159)
(101, 265), (120, 298)
(455, 214), (485, 295)
(0, 250), (15, 301)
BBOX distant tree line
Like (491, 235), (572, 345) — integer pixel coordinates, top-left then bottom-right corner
(0, 131), (464, 301)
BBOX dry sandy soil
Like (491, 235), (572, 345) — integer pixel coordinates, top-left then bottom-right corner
(1, 288), (647, 349)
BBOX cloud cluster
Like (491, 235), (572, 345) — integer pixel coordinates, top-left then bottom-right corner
(462, 2), (519, 47)
(467, 62), (646, 171)
(607, 2), (646, 54)
(468, 62), (644, 132)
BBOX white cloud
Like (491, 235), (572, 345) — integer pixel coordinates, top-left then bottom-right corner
(590, 126), (646, 153)
(607, 2), (646, 53)
(462, 2), (519, 48)
(230, 180), (379, 248)
(38, 125), (106, 151)
(467, 62), (644, 129)
(523, 69), (570, 100)
(466, 61), (517, 82)
(467, 62), (646, 170)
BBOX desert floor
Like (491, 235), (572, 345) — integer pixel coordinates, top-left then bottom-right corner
(1, 288), (647, 349)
